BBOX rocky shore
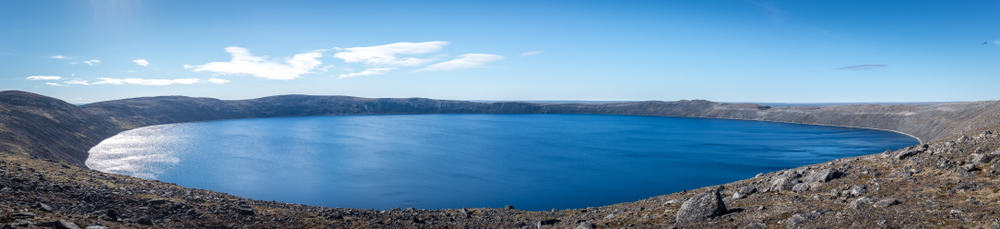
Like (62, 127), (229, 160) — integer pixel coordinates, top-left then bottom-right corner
(4, 90), (1000, 228)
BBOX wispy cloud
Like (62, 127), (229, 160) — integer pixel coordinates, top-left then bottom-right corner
(339, 67), (393, 78)
(190, 47), (323, 80)
(837, 64), (886, 70)
(45, 82), (68, 87)
(50, 55), (69, 60)
(520, 50), (543, 57)
(94, 77), (200, 86)
(333, 41), (447, 66)
(64, 80), (90, 85)
(72, 59), (102, 66)
(26, 75), (62, 80)
(207, 78), (231, 84)
(418, 54), (504, 72)
(133, 59), (150, 67)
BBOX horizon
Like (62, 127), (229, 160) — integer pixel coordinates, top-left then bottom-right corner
(2, 89), (978, 106)
(3, 1), (999, 103)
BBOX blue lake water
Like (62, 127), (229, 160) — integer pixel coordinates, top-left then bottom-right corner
(86, 114), (917, 210)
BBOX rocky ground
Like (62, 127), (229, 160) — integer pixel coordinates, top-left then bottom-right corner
(4, 127), (1000, 228)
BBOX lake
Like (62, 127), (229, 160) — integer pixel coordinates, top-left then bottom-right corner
(86, 114), (918, 210)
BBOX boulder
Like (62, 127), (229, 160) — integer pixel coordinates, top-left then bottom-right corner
(803, 168), (843, 184)
(895, 145), (927, 160)
(769, 173), (799, 192)
(675, 188), (727, 224)
(733, 185), (757, 199)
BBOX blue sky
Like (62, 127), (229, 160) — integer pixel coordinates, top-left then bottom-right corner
(1, 1), (998, 103)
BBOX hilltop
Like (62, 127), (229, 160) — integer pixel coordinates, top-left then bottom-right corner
(3, 90), (1000, 228)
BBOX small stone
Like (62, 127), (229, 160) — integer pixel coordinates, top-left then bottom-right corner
(874, 198), (900, 208)
(604, 213), (615, 219)
(6, 219), (30, 227)
(36, 202), (53, 212)
(848, 185), (867, 196)
(41, 220), (80, 229)
(785, 214), (807, 229)
(504, 205), (515, 210)
(86, 226), (108, 229)
(575, 222), (596, 229)
(675, 187), (727, 224)
(848, 197), (873, 209)
(740, 221), (768, 229)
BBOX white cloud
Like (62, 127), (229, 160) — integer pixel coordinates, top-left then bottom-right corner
(207, 78), (231, 84)
(339, 67), (393, 78)
(190, 46), (323, 80)
(64, 80), (90, 85)
(93, 77), (200, 86)
(50, 55), (68, 60)
(45, 82), (67, 87)
(418, 53), (504, 72)
(520, 50), (543, 56)
(133, 59), (150, 67)
(72, 59), (102, 66)
(26, 75), (62, 80)
(994, 40), (1000, 45)
(333, 41), (447, 66)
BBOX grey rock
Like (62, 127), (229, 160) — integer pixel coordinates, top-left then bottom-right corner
(42, 220), (80, 229)
(675, 188), (727, 224)
(86, 226), (108, 229)
(874, 198), (900, 208)
(36, 202), (53, 212)
(786, 214), (807, 229)
(575, 222), (596, 229)
(769, 173), (799, 192)
(848, 197), (873, 209)
(5, 220), (30, 227)
(740, 222), (768, 229)
(895, 145), (927, 160)
(848, 184), (867, 196)
(504, 205), (515, 210)
(803, 168), (843, 183)
(733, 185), (757, 199)
(792, 183), (811, 192)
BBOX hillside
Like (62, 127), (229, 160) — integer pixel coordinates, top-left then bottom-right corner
(4, 90), (1000, 228)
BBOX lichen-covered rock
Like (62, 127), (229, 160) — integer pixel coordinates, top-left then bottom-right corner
(675, 188), (727, 224)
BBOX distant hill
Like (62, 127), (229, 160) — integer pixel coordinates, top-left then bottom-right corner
(2, 90), (999, 165)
